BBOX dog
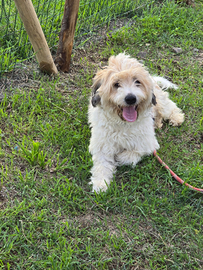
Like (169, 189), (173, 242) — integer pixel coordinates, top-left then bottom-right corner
(88, 53), (184, 192)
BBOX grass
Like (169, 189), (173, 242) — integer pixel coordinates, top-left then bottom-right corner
(0, 0), (203, 269)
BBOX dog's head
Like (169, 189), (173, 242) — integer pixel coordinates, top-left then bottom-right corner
(91, 53), (156, 122)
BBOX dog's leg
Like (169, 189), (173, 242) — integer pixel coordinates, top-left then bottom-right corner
(90, 152), (116, 193)
(154, 87), (184, 127)
(116, 150), (142, 167)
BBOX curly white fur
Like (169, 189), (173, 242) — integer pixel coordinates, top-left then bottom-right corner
(88, 53), (184, 192)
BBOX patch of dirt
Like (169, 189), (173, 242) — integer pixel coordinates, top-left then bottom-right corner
(195, 52), (203, 65)
(74, 212), (132, 238)
(0, 186), (7, 209)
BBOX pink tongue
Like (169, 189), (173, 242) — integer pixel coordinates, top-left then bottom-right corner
(122, 106), (137, 122)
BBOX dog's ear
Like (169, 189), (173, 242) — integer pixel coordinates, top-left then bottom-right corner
(91, 81), (101, 107)
(92, 94), (101, 107)
(152, 93), (157, 105)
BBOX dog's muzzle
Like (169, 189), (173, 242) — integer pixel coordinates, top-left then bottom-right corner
(121, 94), (138, 122)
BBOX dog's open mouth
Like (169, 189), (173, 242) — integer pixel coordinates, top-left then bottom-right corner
(122, 105), (138, 122)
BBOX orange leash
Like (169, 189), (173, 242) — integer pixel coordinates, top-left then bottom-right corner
(153, 150), (203, 193)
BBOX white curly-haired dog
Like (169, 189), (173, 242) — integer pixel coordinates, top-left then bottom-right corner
(88, 53), (184, 192)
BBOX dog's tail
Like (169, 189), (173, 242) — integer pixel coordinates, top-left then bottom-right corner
(152, 76), (178, 90)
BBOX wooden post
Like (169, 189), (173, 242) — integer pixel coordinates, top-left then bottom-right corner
(14, 0), (57, 75)
(55, 0), (80, 73)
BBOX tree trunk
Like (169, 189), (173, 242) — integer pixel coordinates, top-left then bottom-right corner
(55, 0), (80, 72)
(14, 0), (57, 74)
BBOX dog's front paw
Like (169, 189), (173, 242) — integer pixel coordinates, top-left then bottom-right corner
(89, 180), (108, 193)
(115, 150), (129, 165)
(116, 150), (141, 166)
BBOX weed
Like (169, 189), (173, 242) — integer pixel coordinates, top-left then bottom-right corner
(19, 139), (48, 168)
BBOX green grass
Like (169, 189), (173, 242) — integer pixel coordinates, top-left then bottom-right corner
(1, 1), (203, 269)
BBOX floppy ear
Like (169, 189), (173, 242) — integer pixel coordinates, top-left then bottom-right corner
(152, 93), (157, 106)
(91, 81), (101, 107)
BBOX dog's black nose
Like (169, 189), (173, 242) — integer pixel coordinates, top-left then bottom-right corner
(125, 94), (137, 105)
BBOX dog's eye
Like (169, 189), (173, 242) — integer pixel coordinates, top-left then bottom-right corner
(134, 80), (141, 85)
(114, 82), (120, 88)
